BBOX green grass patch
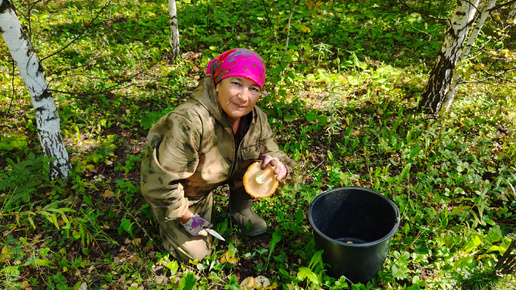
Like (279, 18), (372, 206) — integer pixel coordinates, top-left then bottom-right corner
(1, 0), (516, 288)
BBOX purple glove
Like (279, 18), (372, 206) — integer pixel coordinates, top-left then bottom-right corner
(182, 214), (212, 236)
(261, 155), (288, 181)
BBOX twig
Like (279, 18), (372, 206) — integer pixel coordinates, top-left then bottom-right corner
(496, 239), (516, 274)
(489, 0), (516, 12)
(458, 68), (516, 84)
(49, 59), (159, 97)
(261, 0), (279, 44)
(270, 0), (298, 94)
(115, 195), (162, 253)
(40, 1), (111, 63)
(396, 0), (448, 22)
(75, 217), (106, 255)
(46, 49), (104, 78)
(7, 59), (16, 115)
(282, 0), (299, 62)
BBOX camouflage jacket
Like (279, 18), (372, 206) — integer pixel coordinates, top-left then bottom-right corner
(140, 75), (293, 221)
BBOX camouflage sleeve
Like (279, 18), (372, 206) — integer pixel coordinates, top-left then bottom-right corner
(140, 112), (201, 221)
(257, 112), (295, 184)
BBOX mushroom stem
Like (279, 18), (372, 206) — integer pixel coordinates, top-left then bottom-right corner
(256, 174), (267, 184)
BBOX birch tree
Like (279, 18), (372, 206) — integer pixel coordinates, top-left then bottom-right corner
(440, 0), (497, 112)
(509, 3), (516, 38)
(418, 0), (483, 115)
(169, 0), (180, 59)
(0, 0), (71, 180)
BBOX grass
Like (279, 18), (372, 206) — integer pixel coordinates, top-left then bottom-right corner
(1, 0), (516, 289)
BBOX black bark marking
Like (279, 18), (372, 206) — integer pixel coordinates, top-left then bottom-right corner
(35, 106), (45, 113)
(0, 0), (20, 33)
(0, 0), (14, 15)
(34, 88), (52, 102)
(419, 51), (455, 114)
(46, 110), (59, 122)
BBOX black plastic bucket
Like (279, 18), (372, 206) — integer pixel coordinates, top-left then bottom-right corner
(308, 187), (400, 284)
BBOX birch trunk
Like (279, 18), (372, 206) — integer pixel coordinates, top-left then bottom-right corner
(418, 0), (480, 115)
(442, 0), (497, 112)
(510, 3), (516, 22)
(0, 0), (71, 180)
(509, 3), (516, 39)
(168, 0), (180, 59)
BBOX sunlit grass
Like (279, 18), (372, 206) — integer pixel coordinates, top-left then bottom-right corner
(1, 0), (515, 289)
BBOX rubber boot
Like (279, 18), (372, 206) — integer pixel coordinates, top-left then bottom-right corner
(229, 190), (267, 236)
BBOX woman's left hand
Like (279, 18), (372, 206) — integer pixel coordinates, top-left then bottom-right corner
(261, 155), (288, 182)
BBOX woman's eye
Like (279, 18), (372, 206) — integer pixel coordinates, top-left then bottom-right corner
(251, 87), (260, 93)
(231, 81), (241, 87)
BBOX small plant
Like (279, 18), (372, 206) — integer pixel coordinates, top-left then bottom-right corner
(0, 153), (53, 212)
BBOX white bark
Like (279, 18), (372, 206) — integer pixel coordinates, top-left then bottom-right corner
(510, 4), (516, 22)
(168, 0), (180, 59)
(442, 0), (497, 112)
(419, 0), (480, 114)
(0, 0), (71, 180)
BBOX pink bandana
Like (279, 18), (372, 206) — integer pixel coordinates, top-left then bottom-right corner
(206, 48), (266, 89)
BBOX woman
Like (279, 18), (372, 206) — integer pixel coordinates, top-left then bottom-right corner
(140, 48), (293, 261)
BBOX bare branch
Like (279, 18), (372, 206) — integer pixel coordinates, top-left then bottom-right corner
(261, 0), (279, 44)
(490, 0), (516, 11)
(40, 1), (111, 63)
(458, 67), (516, 84)
(282, 0), (299, 62)
(49, 59), (159, 97)
(396, 0), (449, 22)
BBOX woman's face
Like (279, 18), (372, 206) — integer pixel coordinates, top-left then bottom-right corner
(216, 77), (261, 124)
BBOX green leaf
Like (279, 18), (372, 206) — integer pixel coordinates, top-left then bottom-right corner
(224, 274), (239, 290)
(486, 225), (503, 244)
(306, 112), (319, 122)
(178, 273), (197, 290)
(268, 228), (282, 260)
(164, 261), (179, 275)
(392, 262), (408, 280)
(297, 267), (319, 285)
(35, 258), (54, 267)
(119, 218), (134, 238)
(408, 145), (421, 160)
(308, 250), (324, 271)
(488, 245), (506, 253)
(400, 163), (412, 180)
(463, 236), (482, 254)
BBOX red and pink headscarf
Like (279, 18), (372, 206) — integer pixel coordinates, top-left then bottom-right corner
(206, 48), (266, 90)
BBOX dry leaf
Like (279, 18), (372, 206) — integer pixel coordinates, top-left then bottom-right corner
(103, 190), (114, 199)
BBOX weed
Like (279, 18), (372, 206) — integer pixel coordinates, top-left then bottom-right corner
(1, 0), (516, 289)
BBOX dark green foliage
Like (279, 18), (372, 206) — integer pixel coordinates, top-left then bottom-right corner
(1, 0), (515, 289)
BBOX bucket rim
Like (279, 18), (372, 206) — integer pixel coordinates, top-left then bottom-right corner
(308, 186), (400, 248)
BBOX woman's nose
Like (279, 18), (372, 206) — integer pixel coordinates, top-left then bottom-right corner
(238, 87), (250, 101)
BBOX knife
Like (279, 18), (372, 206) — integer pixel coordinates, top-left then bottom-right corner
(204, 228), (225, 241)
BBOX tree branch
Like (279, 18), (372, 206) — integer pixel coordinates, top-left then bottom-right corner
(458, 67), (516, 84)
(40, 1), (111, 63)
(261, 0), (279, 44)
(49, 60), (159, 97)
(489, 0), (516, 11)
(396, 0), (449, 22)
(282, 0), (299, 62)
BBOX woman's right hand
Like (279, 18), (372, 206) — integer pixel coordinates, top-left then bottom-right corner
(181, 213), (212, 236)
(261, 155), (288, 181)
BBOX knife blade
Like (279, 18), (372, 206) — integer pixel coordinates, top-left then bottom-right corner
(205, 228), (225, 241)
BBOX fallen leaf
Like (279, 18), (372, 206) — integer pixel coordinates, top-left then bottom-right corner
(255, 275), (270, 287)
(103, 190), (114, 199)
(240, 277), (256, 289)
